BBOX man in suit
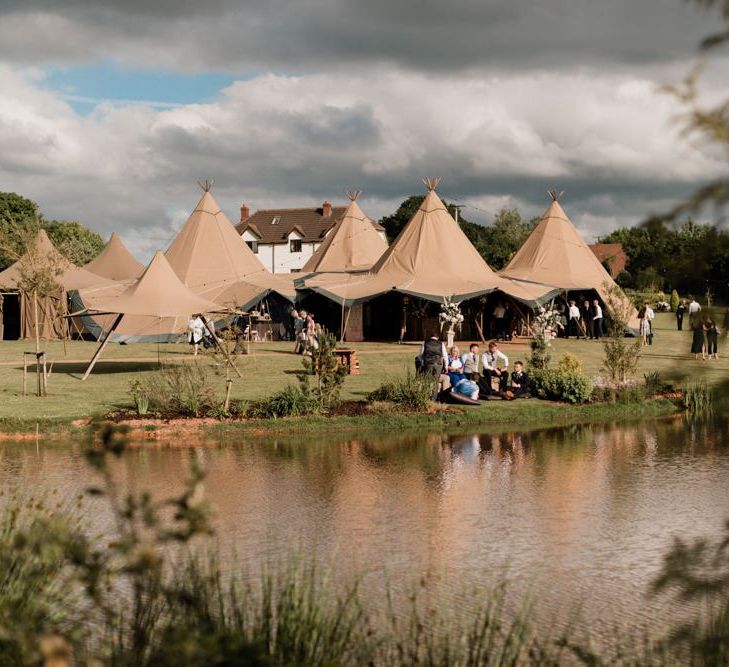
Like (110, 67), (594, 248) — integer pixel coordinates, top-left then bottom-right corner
(510, 361), (530, 398)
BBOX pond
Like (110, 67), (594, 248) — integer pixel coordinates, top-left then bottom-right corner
(2, 417), (728, 643)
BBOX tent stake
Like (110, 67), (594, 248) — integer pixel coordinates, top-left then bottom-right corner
(82, 313), (123, 380)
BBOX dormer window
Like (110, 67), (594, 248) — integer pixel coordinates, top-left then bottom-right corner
(272, 216), (281, 225)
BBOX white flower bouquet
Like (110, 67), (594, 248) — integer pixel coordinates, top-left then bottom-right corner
(439, 297), (464, 331)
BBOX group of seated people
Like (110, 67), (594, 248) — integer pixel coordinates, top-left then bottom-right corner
(416, 336), (530, 401)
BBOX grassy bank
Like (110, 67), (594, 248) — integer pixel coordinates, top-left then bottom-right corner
(0, 311), (721, 433)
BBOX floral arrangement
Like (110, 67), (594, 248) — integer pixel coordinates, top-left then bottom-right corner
(439, 297), (464, 331)
(533, 304), (562, 341)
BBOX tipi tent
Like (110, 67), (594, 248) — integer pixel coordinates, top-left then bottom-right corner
(165, 187), (296, 307)
(300, 191), (388, 274)
(500, 192), (637, 325)
(0, 229), (108, 339)
(309, 179), (554, 307)
(84, 232), (144, 281)
(77, 251), (225, 378)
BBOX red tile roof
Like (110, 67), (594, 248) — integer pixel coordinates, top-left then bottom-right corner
(589, 243), (628, 278)
(236, 205), (384, 244)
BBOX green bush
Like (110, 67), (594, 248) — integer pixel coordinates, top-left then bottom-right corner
(644, 371), (665, 395)
(133, 362), (218, 417)
(670, 289), (680, 312)
(557, 353), (582, 373)
(531, 368), (592, 404)
(299, 328), (347, 414)
(248, 384), (318, 419)
(683, 380), (713, 417)
(367, 369), (437, 411)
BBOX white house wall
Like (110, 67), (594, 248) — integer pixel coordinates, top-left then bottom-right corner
(241, 228), (328, 274)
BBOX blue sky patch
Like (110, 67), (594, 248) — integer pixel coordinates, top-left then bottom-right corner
(43, 61), (240, 114)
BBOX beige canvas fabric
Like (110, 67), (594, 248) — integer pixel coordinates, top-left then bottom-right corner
(90, 251), (218, 318)
(77, 252), (221, 340)
(0, 229), (108, 291)
(165, 190), (295, 306)
(301, 199), (387, 273)
(0, 229), (109, 339)
(501, 199), (637, 325)
(309, 188), (555, 306)
(84, 232), (144, 281)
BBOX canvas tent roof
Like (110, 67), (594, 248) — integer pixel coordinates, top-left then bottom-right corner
(500, 196), (637, 318)
(300, 194), (388, 274)
(83, 232), (144, 281)
(89, 251), (218, 318)
(0, 229), (109, 291)
(308, 183), (556, 307)
(165, 190), (295, 307)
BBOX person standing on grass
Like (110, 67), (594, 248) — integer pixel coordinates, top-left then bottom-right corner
(676, 300), (687, 331)
(706, 319), (719, 359)
(567, 300), (581, 338)
(493, 302), (507, 341)
(691, 320), (707, 360)
(187, 314), (205, 356)
(688, 296), (701, 328)
(638, 306), (650, 346)
(644, 301), (655, 345)
(292, 309), (305, 354)
(591, 299), (603, 340)
(581, 299), (591, 337)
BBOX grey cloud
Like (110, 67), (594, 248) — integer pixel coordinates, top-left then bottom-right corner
(0, 0), (718, 72)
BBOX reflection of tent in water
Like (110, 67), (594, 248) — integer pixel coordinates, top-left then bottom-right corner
(76, 251), (229, 379)
(83, 232), (144, 281)
(500, 191), (638, 327)
(305, 179), (557, 340)
(75, 185), (296, 342)
(0, 229), (108, 340)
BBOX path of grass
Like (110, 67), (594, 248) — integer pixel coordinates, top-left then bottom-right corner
(0, 312), (725, 426)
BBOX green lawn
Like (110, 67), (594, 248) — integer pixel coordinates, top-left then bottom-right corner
(0, 312), (725, 424)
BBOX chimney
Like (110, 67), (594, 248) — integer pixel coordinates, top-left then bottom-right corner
(322, 200), (332, 218)
(240, 202), (250, 222)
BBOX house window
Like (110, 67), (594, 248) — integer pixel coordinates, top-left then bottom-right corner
(246, 240), (259, 254)
(272, 216), (281, 225)
(290, 240), (302, 253)
(290, 268), (301, 273)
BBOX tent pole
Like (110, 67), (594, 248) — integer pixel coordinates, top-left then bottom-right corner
(203, 316), (242, 379)
(342, 306), (352, 344)
(82, 313), (123, 380)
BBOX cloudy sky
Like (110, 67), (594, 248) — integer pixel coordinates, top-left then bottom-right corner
(1, 0), (727, 260)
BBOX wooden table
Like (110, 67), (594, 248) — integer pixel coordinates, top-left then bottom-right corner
(334, 348), (360, 375)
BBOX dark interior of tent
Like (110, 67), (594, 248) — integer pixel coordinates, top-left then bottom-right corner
(1, 293), (20, 340)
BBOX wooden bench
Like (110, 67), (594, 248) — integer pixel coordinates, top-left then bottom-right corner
(334, 348), (360, 375)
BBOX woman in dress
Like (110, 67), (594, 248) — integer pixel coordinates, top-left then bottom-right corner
(187, 314), (205, 356)
(446, 345), (466, 388)
(638, 306), (650, 346)
(691, 320), (706, 360)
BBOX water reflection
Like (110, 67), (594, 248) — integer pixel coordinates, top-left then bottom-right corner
(1, 417), (728, 640)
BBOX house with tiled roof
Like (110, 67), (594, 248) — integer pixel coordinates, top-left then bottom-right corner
(235, 200), (386, 273)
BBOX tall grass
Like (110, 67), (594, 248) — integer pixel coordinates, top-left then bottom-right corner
(683, 379), (713, 417)
(368, 368), (438, 410)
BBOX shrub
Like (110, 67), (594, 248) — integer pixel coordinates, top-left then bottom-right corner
(247, 384), (317, 419)
(557, 353), (582, 373)
(644, 371), (665, 395)
(529, 334), (551, 370)
(367, 369), (437, 411)
(299, 328), (347, 414)
(670, 289), (680, 312)
(683, 380), (713, 417)
(531, 368), (592, 404)
(601, 282), (642, 383)
(128, 380), (150, 416)
(135, 362), (217, 417)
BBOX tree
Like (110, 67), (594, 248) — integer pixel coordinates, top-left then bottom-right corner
(0, 191), (104, 270)
(44, 221), (104, 266)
